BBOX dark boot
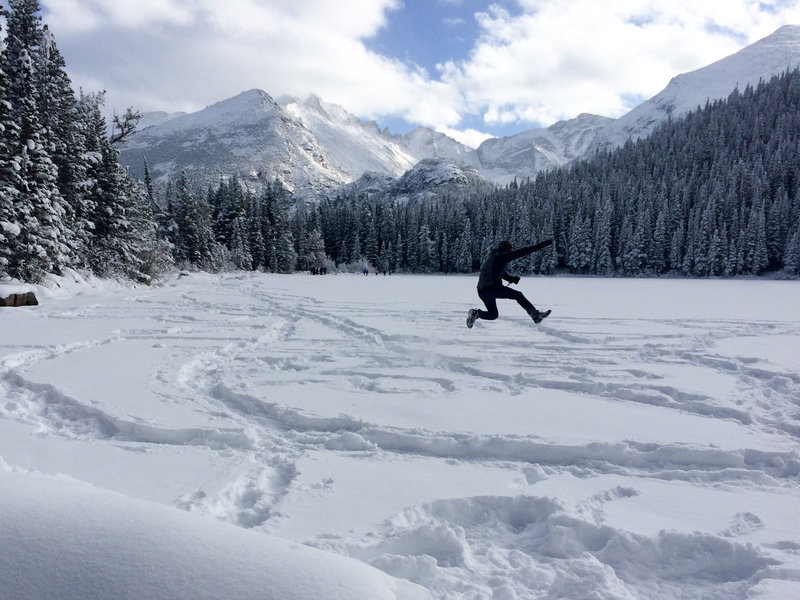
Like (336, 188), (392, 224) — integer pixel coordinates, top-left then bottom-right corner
(530, 309), (551, 324)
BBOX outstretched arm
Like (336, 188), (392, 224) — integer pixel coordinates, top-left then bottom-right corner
(504, 239), (553, 262)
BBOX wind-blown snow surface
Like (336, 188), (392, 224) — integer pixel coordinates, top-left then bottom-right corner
(1, 272), (799, 599)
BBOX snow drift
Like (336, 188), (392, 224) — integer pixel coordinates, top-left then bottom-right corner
(0, 468), (428, 600)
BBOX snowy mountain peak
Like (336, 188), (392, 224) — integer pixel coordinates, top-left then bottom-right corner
(137, 88), (281, 137)
(594, 25), (800, 150)
(189, 88), (279, 125)
(758, 23), (800, 47)
(476, 113), (612, 185)
(120, 88), (344, 197)
(280, 93), (377, 135)
(121, 89), (481, 197)
(118, 26), (800, 196)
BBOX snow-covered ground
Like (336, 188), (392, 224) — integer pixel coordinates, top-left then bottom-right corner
(1, 271), (799, 600)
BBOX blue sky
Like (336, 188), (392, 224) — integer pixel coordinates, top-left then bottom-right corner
(366, 0), (519, 76)
(364, 0), (524, 136)
(26, 0), (800, 147)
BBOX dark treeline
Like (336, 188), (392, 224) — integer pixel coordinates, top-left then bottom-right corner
(533, 68), (800, 277)
(307, 68), (800, 277)
(150, 170), (304, 273)
(0, 0), (170, 283)
(153, 67), (800, 278)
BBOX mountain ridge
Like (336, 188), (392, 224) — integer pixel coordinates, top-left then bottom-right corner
(118, 25), (800, 197)
(591, 24), (800, 152)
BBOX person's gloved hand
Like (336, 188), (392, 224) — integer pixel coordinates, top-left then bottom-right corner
(509, 275), (520, 284)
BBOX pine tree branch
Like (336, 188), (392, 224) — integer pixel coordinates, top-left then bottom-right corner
(110, 107), (141, 144)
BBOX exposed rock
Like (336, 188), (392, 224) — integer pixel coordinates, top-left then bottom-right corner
(0, 291), (38, 307)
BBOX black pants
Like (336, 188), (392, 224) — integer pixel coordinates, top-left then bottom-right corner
(477, 285), (536, 320)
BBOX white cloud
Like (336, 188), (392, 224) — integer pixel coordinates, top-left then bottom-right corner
(437, 125), (495, 148)
(38, 0), (800, 142)
(44, 0), (194, 31)
(442, 0), (800, 128)
(42, 0), (416, 116)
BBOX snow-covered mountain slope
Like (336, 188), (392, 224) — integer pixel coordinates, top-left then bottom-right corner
(135, 110), (187, 131)
(475, 25), (800, 181)
(392, 158), (488, 195)
(118, 26), (800, 196)
(279, 95), (418, 181)
(476, 113), (612, 184)
(120, 90), (351, 197)
(592, 25), (800, 152)
(400, 126), (482, 168)
(121, 92), (480, 197)
(344, 158), (487, 201)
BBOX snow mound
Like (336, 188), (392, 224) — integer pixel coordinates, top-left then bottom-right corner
(0, 470), (430, 600)
(354, 495), (778, 599)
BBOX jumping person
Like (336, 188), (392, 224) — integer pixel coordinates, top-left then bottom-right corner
(466, 239), (553, 328)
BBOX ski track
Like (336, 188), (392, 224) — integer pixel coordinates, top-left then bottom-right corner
(1, 272), (799, 600)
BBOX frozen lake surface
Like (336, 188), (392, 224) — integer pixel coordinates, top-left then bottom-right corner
(2, 272), (799, 599)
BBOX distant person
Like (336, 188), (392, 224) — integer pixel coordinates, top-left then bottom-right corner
(466, 239), (553, 328)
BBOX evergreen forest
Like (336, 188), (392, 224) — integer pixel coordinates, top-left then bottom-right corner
(313, 70), (800, 277)
(2, 0), (799, 284)
(0, 0), (170, 284)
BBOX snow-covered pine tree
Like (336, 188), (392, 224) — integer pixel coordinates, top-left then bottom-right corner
(156, 179), (179, 250)
(784, 227), (800, 275)
(417, 224), (436, 273)
(290, 198), (327, 272)
(291, 198), (309, 271)
(143, 158), (156, 215)
(649, 206), (668, 274)
(453, 217), (472, 273)
(439, 230), (450, 273)
(228, 215), (252, 270)
(378, 201), (398, 265)
(694, 193), (717, 276)
(541, 213), (557, 275)
(78, 91), (131, 277)
(2, 0), (70, 281)
(175, 171), (218, 269)
(745, 199), (769, 274)
(365, 218), (379, 270)
(215, 176), (248, 249)
(404, 210), (419, 272)
(766, 185), (791, 267)
(247, 193), (266, 270)
(36, 27), (88, 266)
(117, 170), (173, 282)
(0, 20), (22, 279)
(263, 179), (295, 272)
(305, 225), (327, 272)
(567, 206), (592, 273)
(593, 194), (614, 275)
(393, 232), (404, 273)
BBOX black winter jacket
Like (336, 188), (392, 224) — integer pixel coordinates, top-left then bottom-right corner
(476, 240), (553, 290)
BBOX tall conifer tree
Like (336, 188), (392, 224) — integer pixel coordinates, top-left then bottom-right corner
(2, 0), (70, 280)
